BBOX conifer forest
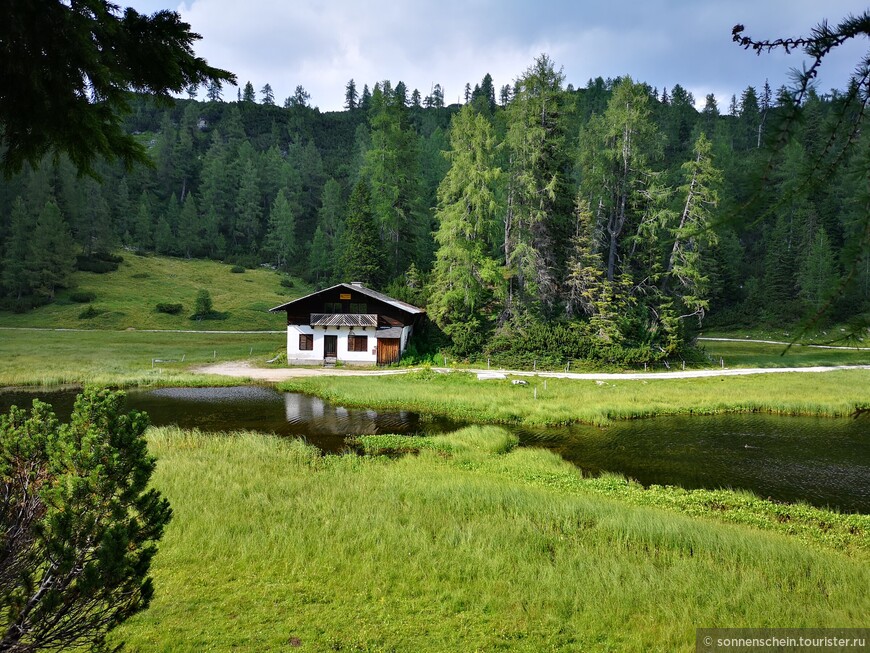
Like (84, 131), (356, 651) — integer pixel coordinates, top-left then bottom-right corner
(1, 55), (867, 364)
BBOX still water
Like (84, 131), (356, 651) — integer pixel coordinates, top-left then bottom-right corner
(1, 386), (867, 513)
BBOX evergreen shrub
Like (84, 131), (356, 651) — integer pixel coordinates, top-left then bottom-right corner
(70, 291), (95, 303)
(156, 303), (184, 315)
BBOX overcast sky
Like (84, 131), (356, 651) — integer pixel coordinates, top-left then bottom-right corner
(126, 0), (868, 112)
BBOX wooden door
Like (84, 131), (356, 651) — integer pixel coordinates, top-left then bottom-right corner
(324, 335), (337, 358)
(377, 338), (400, 365)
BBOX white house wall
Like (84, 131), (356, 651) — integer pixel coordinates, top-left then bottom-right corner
(286, 325), (377, 365)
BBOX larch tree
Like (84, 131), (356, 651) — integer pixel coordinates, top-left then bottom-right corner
(260, 83), (275, 105)
(0, 0), (234, 176)
(578, 76), (662, 283)
(664, 133), (723, 323)
(429, 106), (503, 353)
(504, 54), (573, 316)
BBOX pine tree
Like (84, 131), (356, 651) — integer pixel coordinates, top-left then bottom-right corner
(564, 196), (604, 318)
(307, 178), (343, 281)
(285, 85), (310, 108)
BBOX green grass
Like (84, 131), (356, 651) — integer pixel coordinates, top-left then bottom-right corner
(0, 253), (307, 331)
(0, 329), (284, 386)
(699, 338), (870, 368)
(280, 368), (870, 426)
(110, 426), (868, 652)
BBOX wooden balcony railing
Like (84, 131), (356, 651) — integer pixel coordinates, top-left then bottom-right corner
(310, 313), (378, 327)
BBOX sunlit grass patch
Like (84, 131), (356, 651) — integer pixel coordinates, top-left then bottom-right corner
(280, 368), (870, 426)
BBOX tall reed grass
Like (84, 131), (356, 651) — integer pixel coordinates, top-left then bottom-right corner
(112, 426), (868, 652)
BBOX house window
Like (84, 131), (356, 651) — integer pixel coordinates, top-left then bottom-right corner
(348, 335), (368, 352)
(324, 302), (342, 313)
(299, 334), (313, 351)
(349, 302), (368, 314)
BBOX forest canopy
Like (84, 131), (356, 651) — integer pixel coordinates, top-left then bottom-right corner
(0, 52), (866, 365)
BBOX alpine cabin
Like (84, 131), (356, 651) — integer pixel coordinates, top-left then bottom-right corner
(270, 283), (425, 366)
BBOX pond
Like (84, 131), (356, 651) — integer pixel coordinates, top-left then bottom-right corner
(1, 386), (867, 513)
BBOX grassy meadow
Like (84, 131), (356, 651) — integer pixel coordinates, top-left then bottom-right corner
(0, 253), (306, 331)
(699, 337), (870, 368)
(0, 328), (284, 386)
(280, 367), (870, 426)
(110, 426), (868, 652)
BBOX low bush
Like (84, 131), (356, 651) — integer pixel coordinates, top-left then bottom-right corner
(280, 278), (294, 288)
(155, 303), (184, 315)
(230, 265), (246, 274)
(70, 291), (96, 303)
(78, 305), (105, 319)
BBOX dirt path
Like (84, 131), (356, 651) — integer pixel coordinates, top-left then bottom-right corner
(195, 360), (870, 383)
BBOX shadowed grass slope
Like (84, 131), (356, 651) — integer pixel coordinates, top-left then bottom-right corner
(0, 253), (307, 331)
(280, 368), (870, 426)
(112, 426), (868, 652)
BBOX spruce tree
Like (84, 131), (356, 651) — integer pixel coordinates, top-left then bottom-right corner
(242, 81), (256, 103)
(339, 180), (385, 287)
(263, 189), (298, 270)
(177, 193), (200, 258)
(29, 200), (75, 300)
(1, 198), (33, 300)
(344, 79), (358, 110)
(797, 227), (837, 312)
